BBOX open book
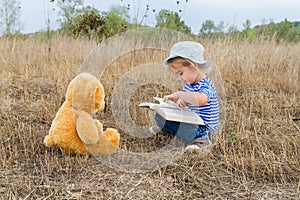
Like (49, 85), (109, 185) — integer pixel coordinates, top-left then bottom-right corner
(139, 97), (204, 125)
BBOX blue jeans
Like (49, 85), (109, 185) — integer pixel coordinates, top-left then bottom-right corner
(154, 114), (208, 143)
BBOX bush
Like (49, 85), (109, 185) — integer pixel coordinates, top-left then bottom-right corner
(71, 6), (105, 40)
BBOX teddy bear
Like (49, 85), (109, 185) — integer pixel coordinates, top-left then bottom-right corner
(43, 72), (120, 155)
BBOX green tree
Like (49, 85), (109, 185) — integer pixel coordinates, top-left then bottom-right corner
(254, 21), (277, 40)
(256, 19), (300, 42)
(241, 19), (256, 41)
(243, 19), (251, 30)
(103, 6), (129, 37)
(276, 19), (298, 42)
(71, 6), (105, 39)
(199, 20), (216, 36)
(156, 9), (191, 35)
(0, 0), (21, 35)
(70, 6), (129, 41)
(56, 0), (83, 33)
(108, 5), (130, 23)
(227, 24), (238, 33)
(215, 21), (226, 33)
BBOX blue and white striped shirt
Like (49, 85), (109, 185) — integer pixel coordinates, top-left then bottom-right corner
(183, 77), (219, 132)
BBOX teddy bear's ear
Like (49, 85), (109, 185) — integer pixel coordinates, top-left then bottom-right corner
(65, 76), (76, 103)
(94, 82), (105, 111)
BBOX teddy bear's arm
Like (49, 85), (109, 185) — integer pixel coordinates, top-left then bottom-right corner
(76, 110), (99, 145)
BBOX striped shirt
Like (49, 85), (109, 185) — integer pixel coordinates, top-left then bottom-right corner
(183, 77), (219, 132)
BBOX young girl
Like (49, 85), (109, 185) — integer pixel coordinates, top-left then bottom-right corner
(150, 41), (219, 150)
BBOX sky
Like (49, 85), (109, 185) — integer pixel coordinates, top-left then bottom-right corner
(18, 0), (300, 34)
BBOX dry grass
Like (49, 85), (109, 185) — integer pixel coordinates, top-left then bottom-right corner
(0, 35), (299, 199)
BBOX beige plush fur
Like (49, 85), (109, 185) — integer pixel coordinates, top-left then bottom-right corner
(43, 72), (120, 155)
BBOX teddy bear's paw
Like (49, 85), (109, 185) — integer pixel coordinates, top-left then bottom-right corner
(43, 135), (54, 147)
(85, 128), (120, 156)
(103, 128), (120, 148)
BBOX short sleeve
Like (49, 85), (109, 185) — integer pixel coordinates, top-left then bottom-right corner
(199, 84), (212, 100)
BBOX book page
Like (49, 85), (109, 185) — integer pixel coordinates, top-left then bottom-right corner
(138, 98), (204, 125)
(157, 106), (204, 125)
(138, 102), (156, 109)
(153, 97), (189, 110)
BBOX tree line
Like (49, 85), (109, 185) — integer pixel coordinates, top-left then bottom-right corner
(1, 0), (300, 43)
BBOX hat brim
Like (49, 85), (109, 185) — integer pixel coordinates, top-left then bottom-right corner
(163, 55), (178, 65)
(163, 55), (210, 67)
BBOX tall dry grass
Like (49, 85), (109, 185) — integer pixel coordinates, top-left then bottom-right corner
(0, 35), (299, 199)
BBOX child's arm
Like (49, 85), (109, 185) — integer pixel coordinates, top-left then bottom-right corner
(163, 91), (208, 107)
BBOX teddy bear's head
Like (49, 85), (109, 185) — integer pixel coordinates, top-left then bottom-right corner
(65, 73), (105, 114)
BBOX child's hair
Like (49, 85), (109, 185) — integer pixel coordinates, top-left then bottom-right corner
(167, 57), (209, 76)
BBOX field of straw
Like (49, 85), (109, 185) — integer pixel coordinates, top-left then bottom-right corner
(0, 34), (299, 199)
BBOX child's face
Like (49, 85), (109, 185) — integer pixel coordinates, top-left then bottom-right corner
(171, 63), (201, 85)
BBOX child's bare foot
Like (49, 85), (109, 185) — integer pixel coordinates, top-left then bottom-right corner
(185, 138), (210, 151)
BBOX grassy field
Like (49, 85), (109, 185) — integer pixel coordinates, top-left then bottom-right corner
(0, 35), (299, 199)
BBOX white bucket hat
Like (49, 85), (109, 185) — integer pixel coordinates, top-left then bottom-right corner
(163, 41), (210, 67)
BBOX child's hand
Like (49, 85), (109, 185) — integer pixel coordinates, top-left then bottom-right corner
(176, 98), (187, 109)
(163, 93), (178, 103)
(163, 93), (187, 109)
